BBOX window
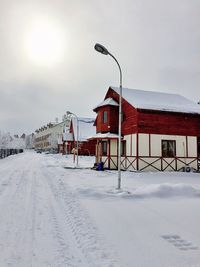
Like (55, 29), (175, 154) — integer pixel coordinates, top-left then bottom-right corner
(121, 112), (125, 122)
(162, 140), (176, 157)
(121, 141), (126, 156)
(103, 111), (108, 123)
(197, 137), (200, 158)
(102, 141), (107, 156)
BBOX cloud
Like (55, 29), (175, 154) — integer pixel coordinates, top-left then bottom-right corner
(0, 0), (200, 134)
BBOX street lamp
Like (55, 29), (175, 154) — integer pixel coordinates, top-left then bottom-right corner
(94, 43), (122, 190)
(66, 111), (79, 167)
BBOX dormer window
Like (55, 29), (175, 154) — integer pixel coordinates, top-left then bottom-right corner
(103, 111), (108, 124)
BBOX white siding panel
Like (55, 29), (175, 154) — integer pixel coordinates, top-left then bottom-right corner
(150, 134), (193, 157)
(175, 136), (186, 157)
(151, 135), (162, 156)
(132, 134), (137, 156)
(124, 134), (137, 156)
(124, 135), (131, 156)
(109, 140), (118, 169)
(139, 134), (149, 156)
(188, 137), (197, 157)
(110, 140), (117, 155)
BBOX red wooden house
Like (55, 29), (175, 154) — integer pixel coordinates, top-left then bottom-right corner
(89, 86), (200, 171)
(63, 117), (96, 156)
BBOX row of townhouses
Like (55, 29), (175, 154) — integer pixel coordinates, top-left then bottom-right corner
(34, 86), (200, 172)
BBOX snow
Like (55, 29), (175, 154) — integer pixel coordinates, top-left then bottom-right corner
(94, 97), (119, 110)
(6, 137), (25, 149)
(88, 132), (119, 139)
(111, 86), (200, 114)
(63, 132), (73, 141)
(0, 132), (25, 149)
(71, 117), (96, 141)
(0, 151), (200, 267)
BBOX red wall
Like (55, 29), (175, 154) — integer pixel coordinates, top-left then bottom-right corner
(78, 140), (96, 156)
(95, 106), (118, 133)
(94, 87), (200, 137)
(67, 140), (96, 156)
(105, 88), (138, 135)
(137, 110), (200, 136)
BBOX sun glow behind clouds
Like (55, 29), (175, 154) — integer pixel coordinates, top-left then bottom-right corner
(25, 20), (65, 67)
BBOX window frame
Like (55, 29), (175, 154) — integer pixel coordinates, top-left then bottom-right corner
(102, 111), (108, 124)
(121, 112), (126, 122)
(161, 140), (176, 157)
(121, 140), (126, 156)
(101, 141), (108, 156)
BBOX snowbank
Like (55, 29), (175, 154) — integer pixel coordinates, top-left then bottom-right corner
(77, 183), (200, 199)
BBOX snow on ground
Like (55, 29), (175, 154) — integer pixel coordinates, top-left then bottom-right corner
(0, 151), (200, 267)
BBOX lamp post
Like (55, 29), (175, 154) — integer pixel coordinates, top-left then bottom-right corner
(94, 43), (122, 190)
(66, 111), (79, 167)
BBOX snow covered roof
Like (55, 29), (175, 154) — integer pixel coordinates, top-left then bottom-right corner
(88, 132), (119, 140)
(72, 117), (96, 141)
(94, 97), (119, 110)
(63, 133), (73, 142)
(111, 87), (200, 114)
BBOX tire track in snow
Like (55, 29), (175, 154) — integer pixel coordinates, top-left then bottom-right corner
(29, 171), (38, 267)
(0, 170), (30, 266)
(0, 156), (27, 198)
(43, 170), (89, 267)
(0, 158), (38, 267)
(44, 165), (118, 267)
(48, 204), (81, 267)
(0, 169), (22, 198)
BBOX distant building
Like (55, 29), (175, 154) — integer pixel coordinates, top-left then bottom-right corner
(34, 116), (70, 152)
(90, 86), (200, 171)
(25, 133), (35, 149)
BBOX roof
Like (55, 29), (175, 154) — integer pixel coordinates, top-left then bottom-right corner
(111, 87), (200, 115)
(94, 97), (119, 110)
(87, 132), (119, 140)
(72, 117), (96, 141)
(63, 132), (73, 142)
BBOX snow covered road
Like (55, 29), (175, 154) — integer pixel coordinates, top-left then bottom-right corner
(0, 151), (200, 267)
(0, 152), (118, 267)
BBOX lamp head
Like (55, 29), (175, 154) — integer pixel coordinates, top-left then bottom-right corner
(66, 111), (72, 116)
(94, 43), (109, 55)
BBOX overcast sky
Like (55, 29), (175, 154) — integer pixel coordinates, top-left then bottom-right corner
(0, 0), (200, 135)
